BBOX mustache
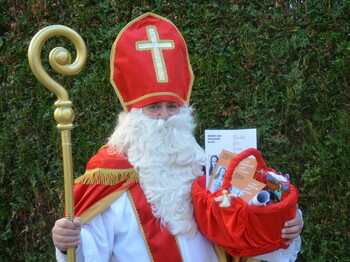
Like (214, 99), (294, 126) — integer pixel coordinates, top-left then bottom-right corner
(149, 109), (195, 133)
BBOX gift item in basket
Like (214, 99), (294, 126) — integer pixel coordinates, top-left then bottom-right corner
(191, 148), (299, 257)
(265, 170), (291, 202)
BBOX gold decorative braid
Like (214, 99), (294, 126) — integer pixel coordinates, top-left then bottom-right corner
(124, 91), (186, 106)
(80, 187), (129, 224)
(127, 190), (155, 262)
(174, 236), (185, 261)
(74, 168), (139, 185)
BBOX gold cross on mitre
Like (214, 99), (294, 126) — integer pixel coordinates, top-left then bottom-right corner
(136, 26), (175, 83)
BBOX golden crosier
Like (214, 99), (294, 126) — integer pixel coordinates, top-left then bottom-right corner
(28, 25), (87, 262)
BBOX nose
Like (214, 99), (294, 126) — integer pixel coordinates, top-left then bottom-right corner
(158, 105), (171, 120)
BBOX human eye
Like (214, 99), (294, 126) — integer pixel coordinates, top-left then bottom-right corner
(148, 104), (158, 109)
(167, 103), (179, 109)
(144, 103), (160, 112)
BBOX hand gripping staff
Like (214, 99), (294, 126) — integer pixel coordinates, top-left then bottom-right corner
(28, 25), (87, 262)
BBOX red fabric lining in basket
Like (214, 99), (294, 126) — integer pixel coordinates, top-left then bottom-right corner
(191, 148), (299, 257)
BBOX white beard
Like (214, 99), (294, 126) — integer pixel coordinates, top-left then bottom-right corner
(107, 106), (205, 237)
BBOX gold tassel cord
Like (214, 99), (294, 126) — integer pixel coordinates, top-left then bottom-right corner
(28, 25), (87, 262)
(74, 168), (139, 185)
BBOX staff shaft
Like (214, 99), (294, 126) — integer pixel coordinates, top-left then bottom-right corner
(61, 130), (75, 261)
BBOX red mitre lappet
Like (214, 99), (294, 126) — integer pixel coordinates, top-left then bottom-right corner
(110, 12), (194, 111)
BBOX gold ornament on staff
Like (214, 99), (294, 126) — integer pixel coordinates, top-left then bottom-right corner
(28, 25), (87, 262)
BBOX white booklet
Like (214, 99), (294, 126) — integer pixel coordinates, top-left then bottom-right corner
(204, 129), (257, 188)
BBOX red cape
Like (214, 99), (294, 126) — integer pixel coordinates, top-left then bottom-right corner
(73, 146), (138, 220)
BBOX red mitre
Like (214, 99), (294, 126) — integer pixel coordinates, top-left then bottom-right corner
(110, 12), (194, 111)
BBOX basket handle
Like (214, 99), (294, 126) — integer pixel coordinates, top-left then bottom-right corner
(221, 148), (267, 190)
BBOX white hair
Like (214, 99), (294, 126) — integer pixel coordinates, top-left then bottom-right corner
(107, 106), (205, 237)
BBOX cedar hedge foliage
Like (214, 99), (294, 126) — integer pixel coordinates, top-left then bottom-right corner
(1, 0), (349, 261)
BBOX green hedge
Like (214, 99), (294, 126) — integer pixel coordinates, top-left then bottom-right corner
(1, 0), (349, 261)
